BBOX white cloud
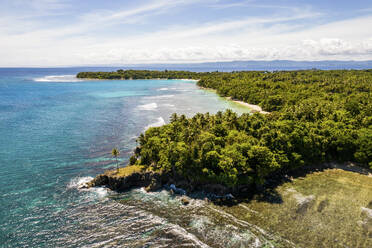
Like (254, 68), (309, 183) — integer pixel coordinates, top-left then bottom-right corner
(1, 1), (372, 66)
(12, 0), (69, 10)
(78, 0), (198, 28)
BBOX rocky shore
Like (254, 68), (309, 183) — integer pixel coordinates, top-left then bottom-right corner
(87, 162), (371, 206)
(87, 170), (166, 192)
(87, 166), (251, 202)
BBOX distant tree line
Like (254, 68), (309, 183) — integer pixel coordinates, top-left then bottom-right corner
(77, 69), (203, 80)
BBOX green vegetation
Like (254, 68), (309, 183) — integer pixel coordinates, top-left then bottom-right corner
(112, 148), (120, 172)
(222, 168), (372, 247)
(78, 69), (372, 189)
(77, 69), (202, 80)
(105, 165), (144, 178)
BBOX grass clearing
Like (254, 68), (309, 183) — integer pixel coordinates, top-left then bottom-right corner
(222, 169), (372, 247)
(105, 165), (145, 178)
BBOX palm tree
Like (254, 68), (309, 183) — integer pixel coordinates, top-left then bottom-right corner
(112, 148), (120, 172)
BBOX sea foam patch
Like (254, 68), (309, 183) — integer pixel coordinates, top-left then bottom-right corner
(163, 103), (175, 108)
(67, 176), (94, 189)
(146, 94), (175, 99)
(68, 176), (109, 199)
(145, 117), (165, 130)
(157, 88), (169, 91)
(90, 187), (109, 198)
(138, 102), (158, 110)
(34, 75), (83, 82)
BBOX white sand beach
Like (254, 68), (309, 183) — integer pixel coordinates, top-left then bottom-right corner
(226, 97), (270, 114)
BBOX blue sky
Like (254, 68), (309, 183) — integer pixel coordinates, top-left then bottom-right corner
(1, 0), (372, 66)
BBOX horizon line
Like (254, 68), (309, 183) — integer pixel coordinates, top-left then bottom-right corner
(2, 59), (372, 69)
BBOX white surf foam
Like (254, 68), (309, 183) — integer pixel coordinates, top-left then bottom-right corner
(34, 75), (83, 82)
(145, 117), (165, 130)
(146, 94), (175, 99)
(157, 87), (169, 91)
(157, 94), (174, 98)
(138, 102), (158, 110)
(68, 176), (109, 199)
(67, 176), (94, 189)
(90, 187), (109, 198)
(163, 103), (175, 108)
(178, 79), (199, 82)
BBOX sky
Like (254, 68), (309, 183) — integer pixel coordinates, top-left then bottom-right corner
(1, 0), (372, 66)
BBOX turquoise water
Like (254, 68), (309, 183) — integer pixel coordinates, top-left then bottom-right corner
(1, 68), (265, 247)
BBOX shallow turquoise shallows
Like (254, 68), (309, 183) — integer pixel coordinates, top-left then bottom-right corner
(0, 68), (256, 247)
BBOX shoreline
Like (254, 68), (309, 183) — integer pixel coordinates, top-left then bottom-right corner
(226, 97), (270, 114)
(197, 86), (269, 114)
(178, 78), (199, 82)
(78, 75), (268, 115)
(77, 74), (267, 115)
(77, 77), (200, 82)
(86, 162), (371, 204)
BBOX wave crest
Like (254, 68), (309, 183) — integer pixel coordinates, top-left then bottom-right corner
(145, 117), (165, 130)
(146, 94), (175, 99)
(138, 103), (158, 110)
(68, 176), (109, 199)
(34, 75), (82, 82)
(157, 88), (169, 91)
(67, 176), (94, 189)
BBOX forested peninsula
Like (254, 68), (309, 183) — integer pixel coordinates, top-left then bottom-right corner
(79, 70), (372, 196)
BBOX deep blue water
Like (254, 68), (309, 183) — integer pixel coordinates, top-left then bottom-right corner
(0, 68), (254, 247)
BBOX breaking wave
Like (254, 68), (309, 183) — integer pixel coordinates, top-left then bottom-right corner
(67, 176), (108, 199)
(146, 94), (175, 99)
(163, 103), (175, 108)
(67, 176), (94, 189)
(137, 102), (158, 110)
(145, 117), (165, 130)
(33, 75), (83, 82)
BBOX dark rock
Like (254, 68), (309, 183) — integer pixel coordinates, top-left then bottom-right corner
(88, 170), (242, 205)
(175, 180), (189, 189)
(203, 184), (229, 195)
(295, 195), (315, 214)
(360, 207), (372, 234)
(224, 193), (234, 200)
(88, 171), (166, 192)
(317, 199), (329, 212)
(87, 175), (109, 187)
(169, 184), (186, 195)
(145, 178), (162, 192)
(181, 196), (190, 205)
(236, 185), (253, 196)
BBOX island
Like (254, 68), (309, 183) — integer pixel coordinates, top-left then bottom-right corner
(79, 69), (371, 200)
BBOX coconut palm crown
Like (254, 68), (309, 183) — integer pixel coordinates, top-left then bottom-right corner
(111, 148), (120, 172)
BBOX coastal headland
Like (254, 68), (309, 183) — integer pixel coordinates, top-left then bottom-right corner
(78, 69), (371, 203)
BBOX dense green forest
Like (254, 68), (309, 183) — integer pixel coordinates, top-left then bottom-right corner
(78, 69), (372, 188)
(77, 69), (202, 80)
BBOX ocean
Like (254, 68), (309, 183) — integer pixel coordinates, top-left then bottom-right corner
(1, 68), (281, 247)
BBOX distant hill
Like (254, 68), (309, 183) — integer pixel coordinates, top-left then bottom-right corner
(115, 60), (372, 72)
(4, 60), (372, 72)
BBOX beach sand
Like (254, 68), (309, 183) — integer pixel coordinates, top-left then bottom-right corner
(198, 86), (269, 114)
(226, 97), (270, 114)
